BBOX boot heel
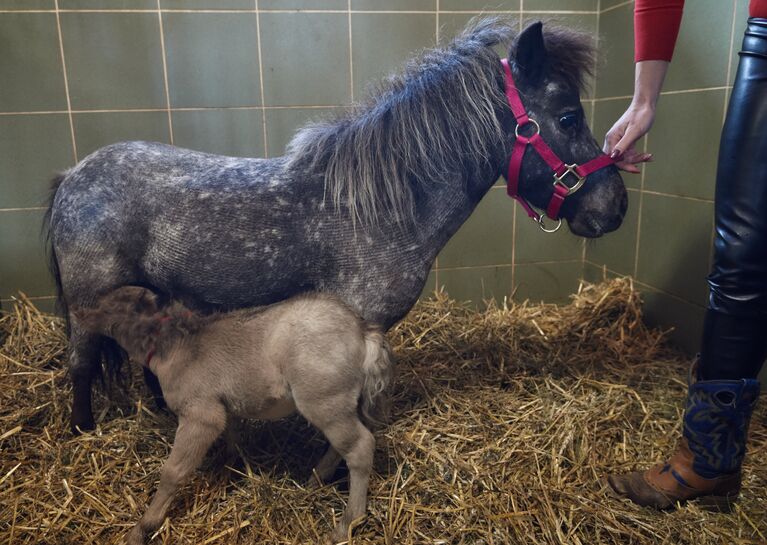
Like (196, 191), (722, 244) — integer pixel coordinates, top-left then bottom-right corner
(694, 493), (738, 513)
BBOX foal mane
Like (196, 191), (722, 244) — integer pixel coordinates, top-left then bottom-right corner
(286, 17), (595, 227)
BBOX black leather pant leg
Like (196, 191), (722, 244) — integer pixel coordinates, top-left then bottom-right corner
(700, 18), (767, 381)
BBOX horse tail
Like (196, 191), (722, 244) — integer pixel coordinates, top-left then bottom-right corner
(43, 172), (69, 335)
(359, 325), (393, 428)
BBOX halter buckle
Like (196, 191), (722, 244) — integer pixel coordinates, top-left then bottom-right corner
(537, 215), (562, 233)
(553, 163), (586, 195)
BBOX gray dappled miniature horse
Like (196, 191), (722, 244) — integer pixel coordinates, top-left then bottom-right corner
(47, 18), (627, 433)
(73, 286), (392, 544)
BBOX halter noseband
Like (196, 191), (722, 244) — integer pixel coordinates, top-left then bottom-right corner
(501, 58), (615, 233)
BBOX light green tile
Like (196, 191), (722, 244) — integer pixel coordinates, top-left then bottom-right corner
(644, 89), (724, 200)
(663, 0), (732, 92)
(438, 266), (512, 308)
(0, 297), (57, 315)
(0, 0), (53, 8)
(60, 0), (155, 7)
(730, 0), (751, 87)
(161, 0), (254, 7)
(0, 210), (54, 298)
(264, 107), (336, 157)
(514, 209), (583, 264)
(635, 193), (713, 306)
(61, 13), (167, 110)
(524, 0), (598, 11)
(439, 187), (514, 268)
(259, 0), (346, 9)
(581, 261), (613, 284)
(439, 0), (519, 10)
(172, 109), (264, 158)
(353, 0), (435, 9)
(163, 13), (261, 108)
(641, 288), (705, 356)
(584, 188), (639, 275)
(513, 260), (581, 303)
(599, 0), (629, 9)
(352, 13), (436, 99)
(260, 13), (350, 106)
(0, 115), (74, 209)
(594, 2), (634, 99)
(73, 111), (171, 159)
(0, 13), (67, 112)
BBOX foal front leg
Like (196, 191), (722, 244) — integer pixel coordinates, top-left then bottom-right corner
(128, 403), (226, 545)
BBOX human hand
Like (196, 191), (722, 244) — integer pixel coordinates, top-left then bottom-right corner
(603, 102), (655, 174)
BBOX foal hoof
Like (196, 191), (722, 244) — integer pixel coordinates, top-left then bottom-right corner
(126, 525), (146, 545)
(70, 417), (95, 435)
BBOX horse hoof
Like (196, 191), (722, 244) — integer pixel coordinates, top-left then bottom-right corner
(126, 525), (146, 545)
(70, 418), (95, 435)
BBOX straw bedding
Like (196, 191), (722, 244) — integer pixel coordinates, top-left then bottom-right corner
(1, 278), (765, 544)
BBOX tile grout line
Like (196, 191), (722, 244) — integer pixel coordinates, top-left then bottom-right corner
(348, 0), (354, 103)
(1, 9), (600, 14)
(594, 85), (733, 102)
(600, 0), (633, 14)
(255, 0), (269, 158)
(433, 0), (440, 292)
(53, 0), (78, 163)
(435, 0), (439, 45)
(0, 105), (346, 116)
(440, 259), (581, 272)
(632, 132), (648, 278)
(157, 0), (174, 145)
(723, 0), (737, 125)
(584, 0), (601, 270)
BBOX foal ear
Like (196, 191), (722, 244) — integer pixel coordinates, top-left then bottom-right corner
(513, 21), (547, 85)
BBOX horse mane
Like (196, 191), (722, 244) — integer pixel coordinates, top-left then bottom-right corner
(285, 17), (595, 227)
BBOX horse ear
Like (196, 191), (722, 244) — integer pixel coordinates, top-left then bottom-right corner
(513, 21), (546, 85)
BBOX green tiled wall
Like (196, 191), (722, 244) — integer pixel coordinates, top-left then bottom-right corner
(0, 0), (601, 313)
(587, 0), (746, 353)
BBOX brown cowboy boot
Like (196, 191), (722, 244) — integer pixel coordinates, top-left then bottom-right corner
(607, 365), (759, 511)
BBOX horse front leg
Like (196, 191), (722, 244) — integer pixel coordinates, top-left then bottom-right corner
(68, 324), (102, 433)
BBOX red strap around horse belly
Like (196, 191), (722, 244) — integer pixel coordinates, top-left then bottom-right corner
(500, 59), (615, 229)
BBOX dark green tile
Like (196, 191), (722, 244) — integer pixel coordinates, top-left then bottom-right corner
(352, 13), (436, 98)
(73, 111), (170, 159)
(438, 266), (512, 308)
(61, 13), (166, 110)
(641, 288), (705, 356)
(260, 13), (350, 106)
(438, 187), (514, 268)
(60, 0), (155, 7)
(524, 0), (597, 11)
(635, 193), (713, 306)
(663, 0), (732, 92)
(730, 0), (751, 86)
(163, 13), (261, 108)
(264, 107), (336, 157)
(0, 114), (74, 209)
(513, 260), (581, 303)
(591, 98), (641, 189)
(0, 209), (54, 298)
(0, 13), (66, 112)
(259, 0), (346, 9)
(352, 0), (435, 9)
(0, 0), (53, 8)
(644, 89), (724, 200)
(514, 209), (583, 264)
(161, 0), (254, 8)
(419, 270), (437, 301)
(584, 188), (639, 275)
(172, 109), (264, 157)
(594, 2), (633, 99)
(439, 0), (519, 10)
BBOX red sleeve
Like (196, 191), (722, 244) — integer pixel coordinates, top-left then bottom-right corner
(634, 0), (685, 62)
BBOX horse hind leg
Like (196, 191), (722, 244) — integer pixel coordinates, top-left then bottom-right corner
(68, 322), (102, 433)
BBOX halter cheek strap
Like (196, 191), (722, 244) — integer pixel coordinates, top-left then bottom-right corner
(501, 59), (615, 232)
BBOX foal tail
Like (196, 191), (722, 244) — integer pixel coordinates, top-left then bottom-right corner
(359, 325), (394, 427)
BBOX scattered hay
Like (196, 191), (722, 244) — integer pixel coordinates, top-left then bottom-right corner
(1, 279), (765, 544)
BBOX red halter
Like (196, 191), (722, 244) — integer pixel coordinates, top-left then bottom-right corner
(500, 59), (615, 232)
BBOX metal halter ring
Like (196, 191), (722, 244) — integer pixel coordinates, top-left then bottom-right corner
(553, 163), (586, 195)
(537, 215), (562, 233)
(514, 118), (540, 139)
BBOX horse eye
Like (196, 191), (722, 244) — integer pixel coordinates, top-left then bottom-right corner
(558, 111), (580, 130)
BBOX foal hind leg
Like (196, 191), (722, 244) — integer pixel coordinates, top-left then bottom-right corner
(296, 396), (375, 542)
(68, 323), (102, 433)
(128, 402), (226, 545)
(306, 446), (343, 488)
